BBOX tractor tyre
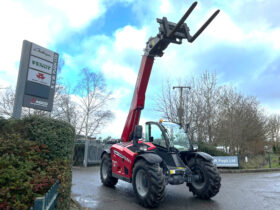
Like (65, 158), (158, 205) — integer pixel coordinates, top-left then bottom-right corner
(132, 159), (165, 208)
(187, 158), (221, 199)
(100, 154), (118, 187)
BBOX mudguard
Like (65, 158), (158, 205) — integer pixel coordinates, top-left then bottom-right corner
(135, 152), (163, 164)
(101, 139), (123, 158)
(194, 152), (213, 162)
(100, 145), (111, 158)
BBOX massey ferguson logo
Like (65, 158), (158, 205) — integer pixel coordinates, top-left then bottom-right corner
(36, 73), (45, 80)
(31, 98), (48, 108)
(113, 150), (131, 163)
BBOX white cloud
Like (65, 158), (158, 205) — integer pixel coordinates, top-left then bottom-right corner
(205, 11), (244, 43)
(111, 87), (131, 101)
(100, 109), (127, 138)
(61, 24), (147, 86)
(1, 0), (280, 137)
(262, 104), (280, 115)
(114, 25), (147, 52)
(45, 0), (105, 28)
(0, 79), (11, 89)
(102, 61), (137, 85)
(159, 0), (173, 16)
(100, 108), (152, 138)
(0, 0), (109, 88)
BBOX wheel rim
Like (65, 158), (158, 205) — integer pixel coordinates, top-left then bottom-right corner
(135, 169), (148, 197)
(192, 166), (206, 189)
(102, 160), (108, 179)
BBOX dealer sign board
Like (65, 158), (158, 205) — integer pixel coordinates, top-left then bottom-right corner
(213, 156), (239, 168)
(13, 40), (59, 118)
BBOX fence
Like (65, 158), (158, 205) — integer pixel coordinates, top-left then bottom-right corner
(73, 140), (104, 166)
(240, 154), (280, 169)
(87, 141), (104, 164)
(30, 181), (59, 210)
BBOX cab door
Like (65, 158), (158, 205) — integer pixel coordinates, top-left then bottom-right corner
(146, 123), (167, 147)
(145, 122), (170, 160)
(145, 122), (185, 167)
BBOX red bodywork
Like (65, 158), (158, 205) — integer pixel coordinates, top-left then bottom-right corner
(109, 5), (220, 180)
(111, 141), (156, 178)
(121, 55), (154, 142)
(112, 55), (155, 179)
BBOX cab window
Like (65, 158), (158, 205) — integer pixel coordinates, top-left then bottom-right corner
(146, 123), (166, 148)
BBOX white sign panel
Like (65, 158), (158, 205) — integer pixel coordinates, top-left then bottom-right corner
(27, 69), (51, 86)
(29, 56), (52, 74)
(213, 156), (239, 167)
(31, 43), (54, 62)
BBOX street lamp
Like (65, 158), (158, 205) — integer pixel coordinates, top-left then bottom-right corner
(173, 86), (191, 126)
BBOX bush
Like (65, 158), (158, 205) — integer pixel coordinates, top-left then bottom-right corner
(240, 154), (280, 169)
(0, 137), (56, 209)
(198, 141), (229, 156)
(273, 143), (280, 154)
(22, 116), (75, 160)
(0, 116), (75, 209)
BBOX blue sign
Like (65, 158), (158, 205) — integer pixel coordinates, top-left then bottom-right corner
(213, 156), (239, 167)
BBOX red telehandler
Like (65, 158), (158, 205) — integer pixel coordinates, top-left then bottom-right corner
(100, 2), (221, 208)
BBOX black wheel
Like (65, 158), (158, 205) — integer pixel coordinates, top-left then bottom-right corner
(187, 158), (221, 199)
(132, 159), (165, 208)
(100, 153), (118, 187)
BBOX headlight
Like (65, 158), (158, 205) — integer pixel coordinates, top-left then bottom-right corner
(139, 145), (148, 151)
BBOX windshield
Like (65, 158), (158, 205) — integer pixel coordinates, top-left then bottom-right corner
(161, 122), (191, 151)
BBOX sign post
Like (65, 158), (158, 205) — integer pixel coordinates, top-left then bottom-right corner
(13, 40), (59, 119)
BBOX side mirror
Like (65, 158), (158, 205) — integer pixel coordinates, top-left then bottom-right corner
(192, 144), (198, 151)
(149, 136), (154, 142)
(133, 125), (143, 146)
(134, 125), (143, 139)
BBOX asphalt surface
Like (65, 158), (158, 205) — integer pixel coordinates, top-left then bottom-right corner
(71, 166), (280, 210)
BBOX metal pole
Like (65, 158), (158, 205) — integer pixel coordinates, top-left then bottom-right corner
(83, 140), (89, 167)
(12, 40), (31, 119)
(173, 86), (191, 126)
(268, 153), (271, 168)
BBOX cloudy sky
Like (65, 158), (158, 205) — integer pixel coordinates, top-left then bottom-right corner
(0, 0), (279, 137)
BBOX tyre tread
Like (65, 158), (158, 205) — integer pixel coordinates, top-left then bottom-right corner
(133, 160), (166, 208)
(100, 154), (118, 187)
(187, 158), (221, 199)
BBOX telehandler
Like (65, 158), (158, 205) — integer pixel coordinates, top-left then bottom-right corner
(100, 2), (221, 207)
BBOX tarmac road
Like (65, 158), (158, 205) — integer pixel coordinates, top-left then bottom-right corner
(71, 166), (280, 210)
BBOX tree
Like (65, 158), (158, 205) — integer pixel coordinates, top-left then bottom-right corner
(155, 71), (267, 156)
(0, 70), (114, 139)
(0, 87), (14, 118)
(190, 72), (221, 143)
(155, 71), (221, 143)
(266, 114), (280, 142)
(75, 68), (114, 139)
(214, 87), (266, 156)
(51, 84), (78, 130)
(0, 86), (65, 119)
(0, 86), (50, 118)
(266, 114), (280, 153)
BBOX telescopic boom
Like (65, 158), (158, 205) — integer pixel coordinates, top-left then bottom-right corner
(121, 1), (219, 142)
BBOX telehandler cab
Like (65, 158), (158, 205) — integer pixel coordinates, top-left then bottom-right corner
(100, 1), (221, 207)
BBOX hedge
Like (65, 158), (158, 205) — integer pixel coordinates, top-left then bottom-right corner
(197, 141), (229, 156)
(0, 116), (75, 209)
